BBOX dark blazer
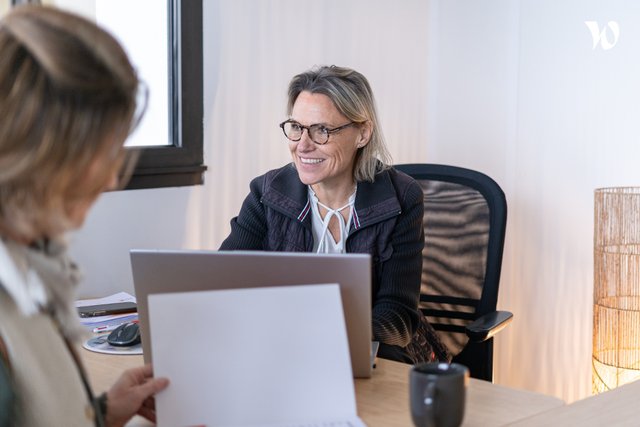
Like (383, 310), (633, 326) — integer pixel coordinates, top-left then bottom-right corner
(221, 163), (443, 362)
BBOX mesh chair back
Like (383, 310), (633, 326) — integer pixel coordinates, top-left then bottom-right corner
(395, 164), (507, 360)
(419, 179), (489, 355)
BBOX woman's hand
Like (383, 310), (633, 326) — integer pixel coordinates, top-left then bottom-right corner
(105, 363), (169, 427)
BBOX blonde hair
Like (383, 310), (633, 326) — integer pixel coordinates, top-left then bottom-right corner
(286, 65), (392, 182)
(0, 5), (141, 240)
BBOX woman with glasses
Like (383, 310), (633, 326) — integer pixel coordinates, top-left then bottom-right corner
(0, 6), (167, 426)
(221, 65), (449, 364)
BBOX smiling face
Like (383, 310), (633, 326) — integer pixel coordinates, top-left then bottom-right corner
(289, 91), (370, 195)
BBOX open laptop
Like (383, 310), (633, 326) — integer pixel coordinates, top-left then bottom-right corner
(130, 249), (374, 378)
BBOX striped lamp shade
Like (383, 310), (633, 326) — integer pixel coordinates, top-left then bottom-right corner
(593, 187), (640, 393)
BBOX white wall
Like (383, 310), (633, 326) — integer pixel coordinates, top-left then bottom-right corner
(428, 0), (640, 403)
(68, 0), (640, 404)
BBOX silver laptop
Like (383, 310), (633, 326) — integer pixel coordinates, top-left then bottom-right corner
(130, 249), (373, 378)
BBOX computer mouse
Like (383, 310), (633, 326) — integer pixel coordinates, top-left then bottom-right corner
(107, 322), (141, 347)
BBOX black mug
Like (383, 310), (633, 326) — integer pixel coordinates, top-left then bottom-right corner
(409, 362), (469, 427)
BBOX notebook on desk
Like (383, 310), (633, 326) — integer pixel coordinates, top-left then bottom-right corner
(130, 249), (374, 378)
(149, 284), (367, 427)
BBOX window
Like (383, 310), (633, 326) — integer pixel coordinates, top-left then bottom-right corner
(112, 0), (206, 189)
(3, 1), (205, 189)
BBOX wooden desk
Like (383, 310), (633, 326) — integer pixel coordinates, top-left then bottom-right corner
(355, 359), (563, 427)
(81, 350), (563, 426)
(505, 379), (640, 426)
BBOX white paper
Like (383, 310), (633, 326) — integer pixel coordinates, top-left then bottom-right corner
(149, 284), (361, 427)
(75, 291), (136, 307)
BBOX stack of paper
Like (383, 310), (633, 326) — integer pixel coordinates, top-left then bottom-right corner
(75, 292), (138, 333)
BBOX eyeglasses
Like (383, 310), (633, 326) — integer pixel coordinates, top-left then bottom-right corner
(279, 120), (355, 145)
(128, 80), (149, 136)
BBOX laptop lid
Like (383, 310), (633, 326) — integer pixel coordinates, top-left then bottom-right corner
(130, 249), (373, 378)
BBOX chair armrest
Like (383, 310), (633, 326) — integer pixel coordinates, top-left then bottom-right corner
(465, 310), (513, 342)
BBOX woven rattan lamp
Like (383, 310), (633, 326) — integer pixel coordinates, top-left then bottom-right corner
(593, 187), (640, 393)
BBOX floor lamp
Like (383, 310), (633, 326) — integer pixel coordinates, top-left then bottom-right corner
(593, 187), (640, 393)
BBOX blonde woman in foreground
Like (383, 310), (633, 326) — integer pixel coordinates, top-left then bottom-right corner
(0, 5), (168, 427)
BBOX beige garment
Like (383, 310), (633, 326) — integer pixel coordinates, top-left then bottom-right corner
(0, 292), (95, 426)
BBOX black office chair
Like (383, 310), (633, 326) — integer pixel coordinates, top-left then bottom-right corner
(395, 163), (513, 382)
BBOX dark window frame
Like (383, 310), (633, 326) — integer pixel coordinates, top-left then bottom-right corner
(124, 0), (206, 190)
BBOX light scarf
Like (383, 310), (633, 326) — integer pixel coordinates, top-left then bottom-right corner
(0, 237), (87, 341)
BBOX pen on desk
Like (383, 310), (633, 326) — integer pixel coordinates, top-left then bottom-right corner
(92, 319), (138, 334)
(92, 324), (119, 333)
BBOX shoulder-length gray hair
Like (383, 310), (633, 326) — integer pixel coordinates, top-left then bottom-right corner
(286, 65), (392, 183)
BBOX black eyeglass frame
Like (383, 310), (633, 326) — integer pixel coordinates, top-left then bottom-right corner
(279, 120), (355, 145)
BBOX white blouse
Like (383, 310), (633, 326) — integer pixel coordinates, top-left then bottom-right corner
(308, 186), (357, 254)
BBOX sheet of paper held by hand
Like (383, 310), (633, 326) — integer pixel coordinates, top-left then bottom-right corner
(149, 283), (364, 427)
